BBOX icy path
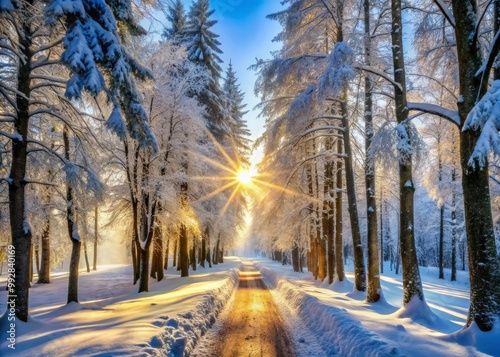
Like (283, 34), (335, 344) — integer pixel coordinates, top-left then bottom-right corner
(193, 261), (326, 357)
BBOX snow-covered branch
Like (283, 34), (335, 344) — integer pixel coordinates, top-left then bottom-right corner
(355, 64), (403, 92)
(463, 80), (500, 168)
(407, 102), (460, 126)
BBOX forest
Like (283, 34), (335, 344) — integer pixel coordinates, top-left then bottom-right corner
(0, 0), (500, 352)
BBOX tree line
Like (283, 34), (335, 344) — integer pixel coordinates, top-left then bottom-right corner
(251, 0), (500, 332)
(0, 0), (250, 322)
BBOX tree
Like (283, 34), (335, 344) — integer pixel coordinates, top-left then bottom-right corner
(181, 0), (228, 140)
(407, 0), (500, 331)
(163, 0), (187, 41)
(391, 0), (425, 307)
(223, 61), (251, 165)
(0, 0), (155, 321)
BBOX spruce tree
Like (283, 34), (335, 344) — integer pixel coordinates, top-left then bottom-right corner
(182, 0), (227, 140)
(163, 0), (186, 41)
(223, 61), (251, 165)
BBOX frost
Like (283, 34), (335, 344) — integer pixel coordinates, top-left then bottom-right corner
(46, 0), (157, 148)
(463, 80), (500, 168)
(63, 161), (80, 187)
(318, 42), (355, 101)
(23, 216), (31, 235)
(71, 223), (81, 241)
(106, 106), (128, 141)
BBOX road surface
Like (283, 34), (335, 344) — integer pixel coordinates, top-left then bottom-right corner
(195, 263), (296, 357)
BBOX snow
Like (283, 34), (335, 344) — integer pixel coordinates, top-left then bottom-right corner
(0, 258), (241, 356)
(253, 259), (499, 357)
(318, 42), (355, 101)
(407, 102), (460, 126)
(463, 80), (500, 168)
(1, 256), (498, 356)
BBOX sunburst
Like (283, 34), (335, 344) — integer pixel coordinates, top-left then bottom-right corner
(190, 130), (319, 221)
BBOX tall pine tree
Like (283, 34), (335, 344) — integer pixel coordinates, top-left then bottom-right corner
(181, 0), (228, 140)
(223, 61), (251, 165)
(163, 0), (186, 41)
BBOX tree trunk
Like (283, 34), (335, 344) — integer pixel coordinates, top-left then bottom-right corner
(38, 209), (51, 284)
(206, 228), (212, 268)
(335, 138), (345, 282)
(164, 237), (170, 270)
(124, 140), (141, 285)
(137, 148), (158, 292)
(9, 9), (33, 321)
(63, 126), (81, 304)
(173, 237), (178, 268)
(200, 228), (206, 268)
(438, 133), (445, 280)
(191, 236), (197, 271)
(364, 0), (381, 302)
(93, 206), (98, 271)
(451, 0), (500, 330)
(324, 137), (335, 284)
(318, 238), (327, 282)
(29, 243), (34, 283)
(151, 223), (163, 281)
(391, 0), (424, 304)
(451, 168), (457, 282)
(213, 236), (220, 265)
(380, 195), (384, 275)
(83, 239), (90, 273)
(34, 237), (40, 277)
(292, 243), (300, 272)
(179, 223), (189, 277)
(439, 205), (445, 279)
(68, 238), (81, 304)
(138, 243), (152, 293)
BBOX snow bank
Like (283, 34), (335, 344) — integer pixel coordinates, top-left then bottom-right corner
(258, 265), (400, 357)
(0, 260), (241, 357)
(149, 268), (238, 356)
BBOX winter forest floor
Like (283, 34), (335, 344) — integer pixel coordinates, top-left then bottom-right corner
(1, 257), (499, 356)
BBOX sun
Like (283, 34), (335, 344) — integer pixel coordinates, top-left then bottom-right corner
(236, 169), (253, 185)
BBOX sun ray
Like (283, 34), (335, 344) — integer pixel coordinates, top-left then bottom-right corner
(251, 177), (321, 203)
(190, 175), (237, 182)
(218, 182), (242, 218)
(190, 150), (238, 176)
(194, 180), (239, 202)
(204, 129), (240, 172)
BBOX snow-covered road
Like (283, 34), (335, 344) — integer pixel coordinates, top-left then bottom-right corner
(193, 262), (296, 356)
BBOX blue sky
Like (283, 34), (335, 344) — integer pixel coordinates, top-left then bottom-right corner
(186, 0), (283, 140)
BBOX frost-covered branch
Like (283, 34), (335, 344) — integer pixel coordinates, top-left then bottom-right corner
(355, 64), (402, 92)
(407, 102), (460, 126)
(463, 80), (500, 168)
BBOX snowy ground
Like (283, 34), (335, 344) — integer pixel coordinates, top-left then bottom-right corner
(1, 257), (498, 356)
(255, 259), (500, 357)
(0, 258), (241, 356)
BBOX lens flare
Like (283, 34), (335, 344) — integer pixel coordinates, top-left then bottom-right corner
(237, 169), (253, 185)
